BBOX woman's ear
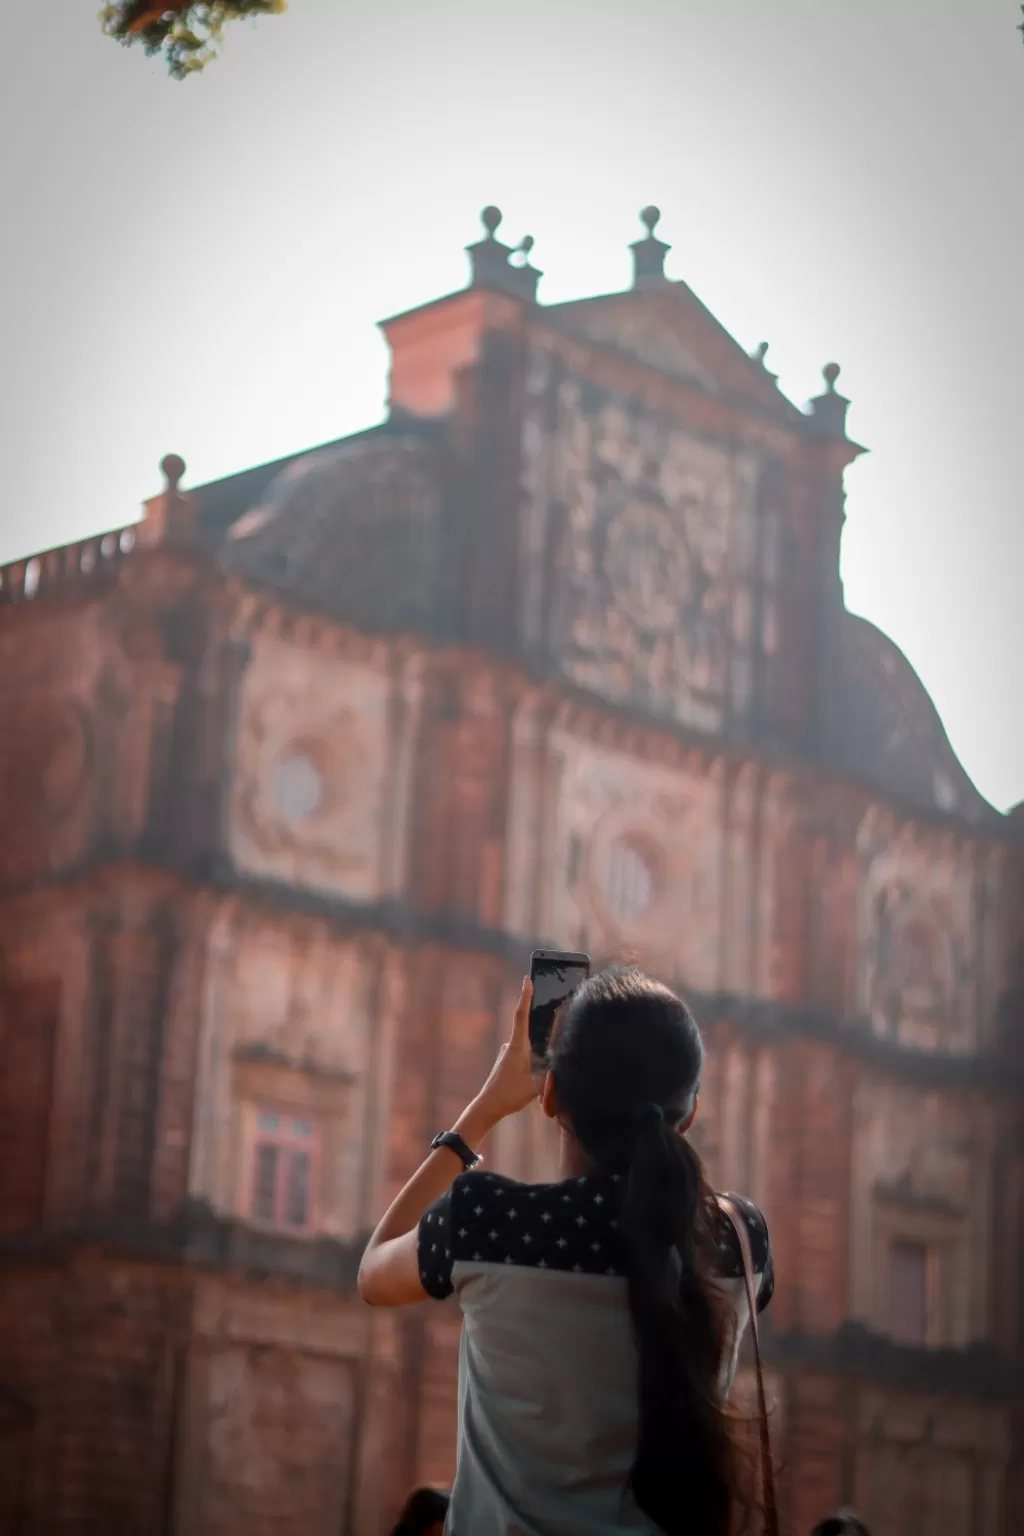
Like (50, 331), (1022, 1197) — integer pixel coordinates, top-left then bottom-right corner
(541, 1071), (559, 1121)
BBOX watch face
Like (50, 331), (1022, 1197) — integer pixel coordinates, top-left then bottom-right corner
(604, 500), (691, 634)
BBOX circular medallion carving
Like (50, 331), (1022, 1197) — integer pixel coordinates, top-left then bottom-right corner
(604, 501), (690, 634)
(271, 750), (325, 822)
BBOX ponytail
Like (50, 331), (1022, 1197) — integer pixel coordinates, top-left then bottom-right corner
(549, 967), (754, 1536)
(619, 1114), (738, 1534)
(390, 1486), (449, 1535)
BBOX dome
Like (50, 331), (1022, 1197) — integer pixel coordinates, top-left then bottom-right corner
(220, 434), (446, 634)
(836, 613), (996, 823)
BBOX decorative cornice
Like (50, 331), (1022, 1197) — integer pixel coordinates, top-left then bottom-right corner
(692, 992), (1024, 1095)
(220, 577), (1009, 845)
(10, 526), (996, 848)
(3, 1222), (1020, 1405)
(3, 859), (1020, 1096)
(0, 1204), (365, 1298)
(765, 1322), (1021, 1403)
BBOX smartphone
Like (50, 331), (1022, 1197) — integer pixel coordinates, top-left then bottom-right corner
(528, 949), (591, 1065)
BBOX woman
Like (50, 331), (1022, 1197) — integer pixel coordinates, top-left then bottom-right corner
(359, 968), (774, 1534)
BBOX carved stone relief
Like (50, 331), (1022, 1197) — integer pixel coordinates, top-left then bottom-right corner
(538, 728), (725, 994)
(519, 352), (766, 736)
(230, 634), (393, 904)
(855, 809), (989, 1053)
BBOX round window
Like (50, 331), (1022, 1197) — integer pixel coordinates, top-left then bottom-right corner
(272, 753), (324, 822)
(602, 837), (657, 921)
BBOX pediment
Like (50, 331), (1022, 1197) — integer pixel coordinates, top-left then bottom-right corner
(545, 282), (796, 421)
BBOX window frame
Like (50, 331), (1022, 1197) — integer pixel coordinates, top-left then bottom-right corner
(870, 1184), (961, 1349)
(243, 1105), (321, 1238)
(886, 1237), (931, 1346)
(602, 835), (658, 922)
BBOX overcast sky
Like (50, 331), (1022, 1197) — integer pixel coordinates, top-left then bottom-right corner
(0, 0), (1020, 810)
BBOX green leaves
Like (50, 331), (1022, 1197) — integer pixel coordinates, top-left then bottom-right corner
(100, 1), (288, 80)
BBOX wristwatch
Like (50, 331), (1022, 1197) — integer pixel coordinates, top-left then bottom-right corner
(431, 1130), (482, 1169)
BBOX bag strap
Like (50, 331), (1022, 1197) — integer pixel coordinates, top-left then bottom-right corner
(716, 1195), (779, 1536)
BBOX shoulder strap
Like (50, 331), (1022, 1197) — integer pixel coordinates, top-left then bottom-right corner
(716, 1195), (779, 1536)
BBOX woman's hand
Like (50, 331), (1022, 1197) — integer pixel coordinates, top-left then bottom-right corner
(358, 977), (540, 1307)
(455, 977), (540, 1143)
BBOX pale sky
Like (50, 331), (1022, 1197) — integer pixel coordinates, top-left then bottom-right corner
(1, 0), (1020, 811)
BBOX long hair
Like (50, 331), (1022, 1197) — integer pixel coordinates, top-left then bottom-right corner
(812, 1515), (871, 1536)
(549, 966), (752, 1536)
(390, 1485), (449, 1535)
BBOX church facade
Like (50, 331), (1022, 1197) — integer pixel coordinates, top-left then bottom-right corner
(0, 208), (1020, 1536)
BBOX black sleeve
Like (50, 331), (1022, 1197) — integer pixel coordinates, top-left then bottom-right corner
(417, 1187), (455, 1300)
(714, 1192), (775, 1315)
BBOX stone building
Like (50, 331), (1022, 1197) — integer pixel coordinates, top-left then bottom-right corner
(0, 207), (1020, 1536)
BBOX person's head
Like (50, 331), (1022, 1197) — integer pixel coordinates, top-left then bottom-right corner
(542, 966), (747, 1536)
(812, 1514), (871, 1536)
(542, 967), (703, 1168)
(390, 1485), (449, 1536)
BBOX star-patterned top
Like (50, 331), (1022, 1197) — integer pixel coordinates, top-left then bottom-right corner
(417, 1170), (774, 1308)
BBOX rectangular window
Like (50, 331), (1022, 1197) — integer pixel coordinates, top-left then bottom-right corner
(247, 1109), (319, 1235)
(286, 1151), (311, 1228)
(887, 1239), (928, 1345)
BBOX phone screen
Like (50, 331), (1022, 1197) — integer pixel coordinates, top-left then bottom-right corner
(529, 952), (590, 1062)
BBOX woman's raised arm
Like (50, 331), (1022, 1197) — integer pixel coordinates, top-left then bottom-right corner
(357, 977), (537, 1307)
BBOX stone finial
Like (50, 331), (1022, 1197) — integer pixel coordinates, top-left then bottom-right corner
(506, 232), (542, 300)
(466, 206), (540, 301)
(631, 205), (670, 289)
(161, 453), (186, 492)
(751, 341), (778, 384)
(809, 360), (852, 438)
(138, 452), (197, 549)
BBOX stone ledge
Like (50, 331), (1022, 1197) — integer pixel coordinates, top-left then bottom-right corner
(3, 858), (1020, 1093)
(0, 1202), (368, 1298)
(765, 1321), (1021, 1402)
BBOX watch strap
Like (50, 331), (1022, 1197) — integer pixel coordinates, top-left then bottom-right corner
(431, 1130), (482, 1169)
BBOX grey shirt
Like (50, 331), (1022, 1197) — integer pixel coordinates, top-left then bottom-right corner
(418, 1172), (773, 1535)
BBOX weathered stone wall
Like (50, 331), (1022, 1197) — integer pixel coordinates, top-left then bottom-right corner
(0, 1257), (187, 1536)
(518, 341), (775, 739)
(187, 906), (393, 1241)
(0, 270), (1019, 1536)
(0, 600), (126, 892)
(855, 805), (1009, 1053)
(227, 620), (423, 907)
(0, 872), (206, 1240)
